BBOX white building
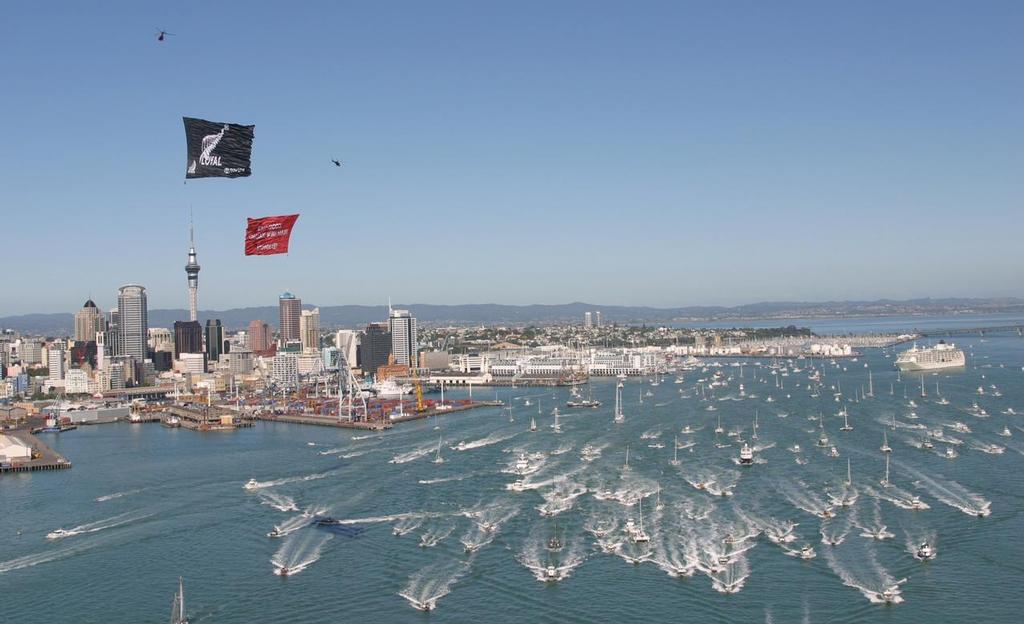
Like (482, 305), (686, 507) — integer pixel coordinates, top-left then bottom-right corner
(0, 434), (33, 462)
(178, 353), (206, 375)
(272, 354), (299, 388)
(65, 369), (91, 394)
(334, 330), (360, 369)
(47, 343), (66, 381)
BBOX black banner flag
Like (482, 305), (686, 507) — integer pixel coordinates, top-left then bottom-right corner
(183, 117), (254, 179)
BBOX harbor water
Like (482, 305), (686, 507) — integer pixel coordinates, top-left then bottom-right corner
(2, 321), (1023, 622)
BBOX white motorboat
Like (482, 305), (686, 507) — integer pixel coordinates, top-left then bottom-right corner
(244, 479), (260, 490)
(45, 528), (72, 540)
(739, 443), (754, 465)
(944, 447), (958, 459)
(829, 446), (840, 458)
(916, 542), (935, 560)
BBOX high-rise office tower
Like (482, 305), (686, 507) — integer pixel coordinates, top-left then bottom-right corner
(74, 299), (105, 342)
(117, 285), (148, 363)
(95, 330), (106, 371)
(47, 342), (66, 381)
(108, 309), (124, 357)
(205, 319), (225, 363)
(174, 321), (203, 359)
(335, 329), (360, 369)
(584, 311), (593, 328)
(300, 308), (320, 352)
(595, 310), (603, 328)
(185, 223), (201, 322)
(360, 322), (392, 376)
(389, 308), (418, 366)
(247, 320), (272, 354)
(278, 292), (301, 344)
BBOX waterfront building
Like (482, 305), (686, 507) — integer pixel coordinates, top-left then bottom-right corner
(178, 353), (206, 375)
(247, 320), (272, 354)
(278, 292), (301, 344)
(116, 285), (148, 364)
(65, 369), (91, 394)
(300, 308), (320, 352)
(108, 361), (125, 390)
(185, 223), (201, 322)
(74, 299), (105, 342)
(47, 342), (66, 381)
(361, 322), (392, 376)
(334, 329), (360, 369)
(174, 321), (203, 359)
(389, 308), (418, 366)
(272, 353), (299, 388)
(205, 319), (225, 363)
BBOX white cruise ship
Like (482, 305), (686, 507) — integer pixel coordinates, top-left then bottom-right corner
(895, 341), (965, 372)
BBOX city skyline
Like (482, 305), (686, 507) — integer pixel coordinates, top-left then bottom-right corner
(2, 1), (1022, 314)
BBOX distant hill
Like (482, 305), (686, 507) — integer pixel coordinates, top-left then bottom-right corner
(2, 298), (1022, 335)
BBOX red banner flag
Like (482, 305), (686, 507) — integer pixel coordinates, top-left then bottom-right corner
(245, 214), (300, 256)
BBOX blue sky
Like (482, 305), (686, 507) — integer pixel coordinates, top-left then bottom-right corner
(1, 1), (1021, 314)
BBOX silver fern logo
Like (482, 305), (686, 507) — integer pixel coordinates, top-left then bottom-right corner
(199, 125), (228, 167)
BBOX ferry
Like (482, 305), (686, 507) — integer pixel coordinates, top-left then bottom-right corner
(738, 443), (754, 465)
(895, 341), (965, 372)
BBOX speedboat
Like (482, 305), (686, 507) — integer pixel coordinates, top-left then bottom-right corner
(312, 516), (342, 526)
(799, 544), (815, 559)
(276, 566), (292, 576)
(789, 444), (801, 453)
(547, 536), (562, 551)
(514, 453), (530, 475)
(877, 584), (902, 604)
(46, 528), (71, 540)
(909, 496), (928, 511)
(817, 508), (835, 520)
(817, 434), (830, 448)
(950, 421), (971, 433)
(944, 447), (958, 459)
(999, 427), (1012, 437)
(545, 565), (559, 580)
(506, 480), (528, 492)
(921, 439), (935, 450)
(244, 479), (260, 490)
(916, 542), (935, 560)
(829, 446), (840, 458)
(267, 528), (284, 538)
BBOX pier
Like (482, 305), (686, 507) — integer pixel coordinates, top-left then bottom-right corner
(0, 430), (72, 473)
(254, 400), (503, 430)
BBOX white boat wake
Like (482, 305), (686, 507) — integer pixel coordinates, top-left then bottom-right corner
(451, 430), (519, 452)
(244, 472), (329, 490)
(257, 490), (299, 512)
(822, 538), (905, 604)
(45, 512), (149, 541)
(399, 559), (471, 611)
(901, 463), (991, 516)
(271, 531), (332, 576)
(95, 488), (142, 502)
(419, 519), (456, 547)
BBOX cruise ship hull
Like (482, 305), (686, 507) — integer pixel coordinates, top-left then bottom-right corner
(895, 359), (965, 372)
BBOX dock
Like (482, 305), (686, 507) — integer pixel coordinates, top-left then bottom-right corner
(0, 430), (72, 473)
(254, 400), (504, 429)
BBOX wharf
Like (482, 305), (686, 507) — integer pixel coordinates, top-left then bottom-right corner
(255, 400), (503, 429)
(0, 430), (72, 473)
(390, 400), (503, 424)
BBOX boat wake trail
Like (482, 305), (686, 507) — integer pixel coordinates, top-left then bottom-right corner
(819, 511), (854, 546)
(399, 559), (471, 611)
(537, 478), (588, 516)
(517, 527), (588, 582)
(257, 490), (299, 512)
(269, 510), (319, 538)
(418, 472), (484, 485)
(271, 531), (332, 576)
(451, 430), (519, 452)
(822, 538), (905, 604)
(45, 512), (149, 540)
(419, 519), (456, 548)
(0, 539), (104, 574)
(775, 479), (832, 518)
(95, 488), (143, 502)
(245, 472), (329, 490)
(855, 498), (894, 540)
(900, 463), (991, 516)
(389, 444), (435, 464)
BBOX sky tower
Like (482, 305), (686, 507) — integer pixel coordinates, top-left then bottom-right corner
(185, 221), (201, 321)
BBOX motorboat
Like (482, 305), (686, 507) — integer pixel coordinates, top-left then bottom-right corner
(267, 527), (284, 538)
(799, 544), (815, 559)
(506, 479), (528, 492)
(514, 453), (530, 475)
(944, 447), (958, 459)
(916, 542), (935, 560)
(547, 536), (562, 551)
(45, 528), (71, 540)
(999, 427), (1012, 437)
(244, 479), (260, 490)
(909, 496), (928, 511)
(739, 443), (754, 465)
(829, 446), (840, 458)
(276, 566), (292, 577)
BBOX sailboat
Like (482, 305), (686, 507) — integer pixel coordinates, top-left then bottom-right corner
(551, 408), (562, 433)
(170, 577), (188, 624)
(880, 430), (892, 453)
(433, 435), (444, 464)
(714, 413), (724, 434)
(670, 436), (681, 466)
(920, 375), (927, 398)
(530, 417), (537, 432)
(623, 445), (631, 471)
(880, 453), (891, 487)
(613, 383), (625, 424)
(631, 499), (650, 543)
(840, 409), (853, 432)
(751, 410), (759, 440)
